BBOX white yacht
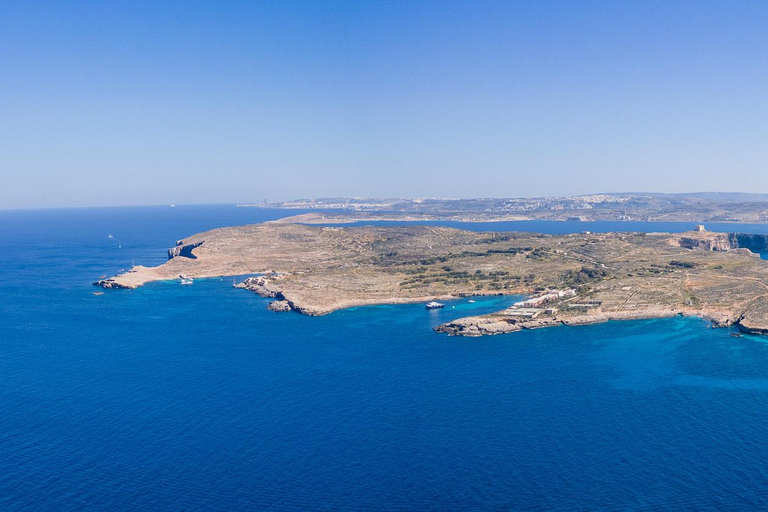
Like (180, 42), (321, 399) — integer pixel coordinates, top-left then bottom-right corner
(425, 301), (445, 310)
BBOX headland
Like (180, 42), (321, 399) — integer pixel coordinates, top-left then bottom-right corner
(95, 222), (768, 336)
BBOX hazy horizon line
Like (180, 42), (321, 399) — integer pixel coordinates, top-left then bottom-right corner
(5, 191), (768, 213)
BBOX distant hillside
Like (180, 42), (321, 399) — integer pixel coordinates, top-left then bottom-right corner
(240, 193), (768, 223)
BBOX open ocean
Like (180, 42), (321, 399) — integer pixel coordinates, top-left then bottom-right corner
(4, 205), (768, 510)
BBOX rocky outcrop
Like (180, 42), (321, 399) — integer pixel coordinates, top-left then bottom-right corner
(234, 276), (329, 314)
(736, 304), (768, 334)
(235, 276), (285, 299)
(435, 307), (744, 337)
(675, 233), (733, 252)
(434, 316), (521, 336)
(92, 279), (134, 289)
(673, 232), (768, 254)
(739, 320), (768, 335)
(730, 233), (768, 253)
(168, 241), (204, 260)
(267, 300), (293, 312)
(704, 311), (740, 328)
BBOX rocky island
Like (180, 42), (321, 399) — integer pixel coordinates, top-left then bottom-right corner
(95, 222), (768, 336)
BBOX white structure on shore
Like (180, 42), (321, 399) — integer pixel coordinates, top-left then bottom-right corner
(504, 308), (542, 319)
(513, 289), (576, 308)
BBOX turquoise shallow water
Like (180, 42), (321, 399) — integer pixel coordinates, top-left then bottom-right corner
(3, 206), (768, 510)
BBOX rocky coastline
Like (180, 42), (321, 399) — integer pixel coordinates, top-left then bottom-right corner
(93, 222), (768, 337)
(434, 306), (743, 337)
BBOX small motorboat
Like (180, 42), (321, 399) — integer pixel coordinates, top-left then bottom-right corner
(730, 332), (743, 338)
(93, 291), (104, 296)
(425, 301), (445, 310)
(180, 275), (194, 285)
(468, 299), (476, 303)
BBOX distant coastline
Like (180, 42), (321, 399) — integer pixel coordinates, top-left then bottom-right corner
(239, 193), (768, 224)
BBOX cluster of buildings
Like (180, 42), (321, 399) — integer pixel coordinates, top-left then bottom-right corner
(496, 195), (632, 213)
(504, 289), (577, 319)
(513, 289), (576, 308)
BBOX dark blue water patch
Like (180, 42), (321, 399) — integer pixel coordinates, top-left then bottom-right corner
(0, 205), (337, 279)
(4, 206), (768, 510)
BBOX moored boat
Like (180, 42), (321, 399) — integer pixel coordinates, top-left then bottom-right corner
(426, 301), (445, 310)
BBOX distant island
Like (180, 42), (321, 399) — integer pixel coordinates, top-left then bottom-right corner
(96, 219), (768, 336)
(241, 192), (768, 223)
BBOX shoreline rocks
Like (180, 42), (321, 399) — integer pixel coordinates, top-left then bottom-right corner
(435, 307), (747, 337)
(92, 279), (134, 289)
(235, 276), (284, 299)
(267, 300), (293, 312)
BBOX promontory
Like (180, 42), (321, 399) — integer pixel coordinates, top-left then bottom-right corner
(95, 222), (768, 336)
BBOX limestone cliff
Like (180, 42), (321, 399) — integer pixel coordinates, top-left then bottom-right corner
(168, 241), (204, 260)
(672, 232), (768, 254)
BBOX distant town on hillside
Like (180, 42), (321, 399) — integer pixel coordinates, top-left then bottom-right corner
(240, 192), (768, 223)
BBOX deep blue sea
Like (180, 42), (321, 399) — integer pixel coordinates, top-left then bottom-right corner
(4, 205), (768, 510)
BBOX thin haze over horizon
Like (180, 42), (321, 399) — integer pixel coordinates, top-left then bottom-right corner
(2, 1), (768, 209)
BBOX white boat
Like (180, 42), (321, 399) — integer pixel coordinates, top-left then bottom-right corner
(468, 299), (476, 303)
(425, 301), (445, 310)
(180, 277), (193, 285)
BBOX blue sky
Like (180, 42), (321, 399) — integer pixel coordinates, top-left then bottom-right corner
(2, 1), (767, 208)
